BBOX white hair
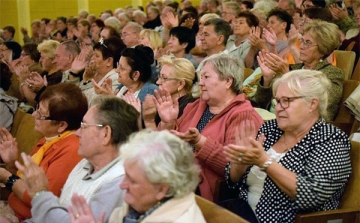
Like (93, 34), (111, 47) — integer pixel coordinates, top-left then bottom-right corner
(120, 130), (201, 198)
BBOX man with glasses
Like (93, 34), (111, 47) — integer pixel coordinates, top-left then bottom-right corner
(121, 22), (142, 48)
(17, 95), (140, 223)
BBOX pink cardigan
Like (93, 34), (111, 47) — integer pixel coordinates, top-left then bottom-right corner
(176, 94), (263, 201)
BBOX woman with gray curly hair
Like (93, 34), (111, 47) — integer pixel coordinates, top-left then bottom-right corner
(67, 130), (206, 223)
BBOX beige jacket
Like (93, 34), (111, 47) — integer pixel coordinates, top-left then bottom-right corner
(109, 193), (206, 223)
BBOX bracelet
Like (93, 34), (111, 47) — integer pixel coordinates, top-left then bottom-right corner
(20, 83), (26, 88)
(260, 158), (275, 172)
(5, 174), (20, 192)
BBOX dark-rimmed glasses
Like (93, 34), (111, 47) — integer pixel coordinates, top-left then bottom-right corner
(274, 96), (304, 109)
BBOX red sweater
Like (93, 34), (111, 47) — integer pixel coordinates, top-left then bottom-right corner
(176, 94), (263, 201)
(8, 134), (82, 220)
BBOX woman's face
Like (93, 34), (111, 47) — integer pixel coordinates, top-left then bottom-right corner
(199, 63), (232, 105)
(298, 15), (312, 34)
(355, 7), (360, 28)
(90, 49), (108, 72)
(57, 20), (66, 32)
(39, 52), (55, 72)
(0, 44), (13, 62)
(91, 23), (101, 36)
(167, 35), (185, 54)
(20, 50), (34, 66)
(120, 161), (166, 214)
(156, 64), (182, 96)
(140, 35), (151, 48)
(233, 17), (251, 36)
(77, 23), (88, 36)
(32, 100), (62, 137)
(299, 32), (324, 64)
(267, 15), (286, 36)
(116, 56), (134, 86)
(274, 82), (312, 131)
(221, 7), (236, 23)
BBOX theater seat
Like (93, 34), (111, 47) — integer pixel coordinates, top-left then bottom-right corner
(295, 140), (360, 223)
(334, 50), (356, 80)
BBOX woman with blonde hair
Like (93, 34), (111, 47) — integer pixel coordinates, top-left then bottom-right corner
(143, 55), (197, 129)
(139, 29), (163, 53)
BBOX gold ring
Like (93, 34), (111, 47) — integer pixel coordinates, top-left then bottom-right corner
(29, 84), (32, 88)
(75, 213), (80, 218)
(238, 157), (242, 162)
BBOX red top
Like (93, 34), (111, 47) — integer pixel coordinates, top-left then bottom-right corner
(8, 134), (82, 220)
(176, 94), (263, 201)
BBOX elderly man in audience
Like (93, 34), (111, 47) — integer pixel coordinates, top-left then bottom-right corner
(67, 130), (206, 223)
(155, 54), (263, 202)
(0, 83), (87, 221)
(52, 40), (81, 84)
(196, 18), (232, 73)
(223, 70), (351, 223)
(16, 96), (140, 223)
(120, 22), (143, 48)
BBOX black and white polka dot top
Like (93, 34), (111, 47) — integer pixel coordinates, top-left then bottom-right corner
(225, 118), (352, 223)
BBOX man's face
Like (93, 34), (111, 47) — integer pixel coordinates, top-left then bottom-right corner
(2, 29), (12, 41)
(200, 25), (221, 53)
(121, 26), (140, 47)
(52, 45), (72, 72)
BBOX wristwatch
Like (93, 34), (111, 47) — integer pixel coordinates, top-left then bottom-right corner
(260, 158), (275, 172)
(5, 174), (20, 192)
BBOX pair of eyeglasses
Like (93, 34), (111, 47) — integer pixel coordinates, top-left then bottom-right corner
(157, 75), (180, 82)
(299, 38), (318, 49)
(20, 53), (29, 57)
(34, 104), (56, 120)
(99, 38), (108, 48)
(80, 121), (104, 129)
(121, 32), (136, 38)
(274, 96), (304, 109)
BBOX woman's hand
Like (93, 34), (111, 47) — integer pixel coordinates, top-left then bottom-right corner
(153, 88), (179, 127)
(181, 18), (195, 29)
(142, 95), (157, 122)
(0, 128), (19, 169)
(257, 50), (276, 86)
(288, 24), (299, 45)
(262, 27), (277, 47)
(163, 12), (179, 28)
(249, 26), (266, 50)
(14, 63), (30, 83)
(262, 50), (289, 75)
(92, 78), (114, 96)
(83, 62), (98, 82)
(26, 71), (45, 92)
(68, 194), (105, 223)
(170, 128), (206, 149)
(14, 152), (48, 199)
(71, 51), (88, 74)
(329, 4), (348, 20)
(124, 92), (141, 113)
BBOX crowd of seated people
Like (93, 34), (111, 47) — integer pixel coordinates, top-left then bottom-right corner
(0, 0), (358, 222)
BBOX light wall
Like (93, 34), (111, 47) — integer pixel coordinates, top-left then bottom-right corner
(0, 0), (200, 44)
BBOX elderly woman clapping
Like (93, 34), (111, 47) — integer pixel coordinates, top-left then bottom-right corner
(155, 54), (263, 201)
(0, 83), (87, 221)
(223, 70), (351, 223)
(67, 130), (206, 223)
(255, 20), (344, 120)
